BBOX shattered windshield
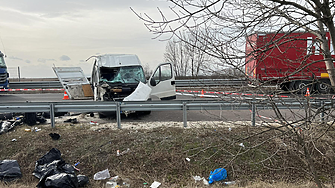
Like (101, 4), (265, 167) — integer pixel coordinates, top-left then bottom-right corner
(99, 66), (146, 84)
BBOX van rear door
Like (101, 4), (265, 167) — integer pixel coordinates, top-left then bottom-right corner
(53, 67), (93, 100)
(148, 63), (176, 100)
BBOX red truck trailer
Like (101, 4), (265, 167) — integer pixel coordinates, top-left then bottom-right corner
(245, 32), (335, 93)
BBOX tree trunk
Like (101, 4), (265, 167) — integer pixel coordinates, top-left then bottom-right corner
(317, 20), (335, 87)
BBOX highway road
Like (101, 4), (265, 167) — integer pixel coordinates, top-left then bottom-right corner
(0, 93), (307, 123)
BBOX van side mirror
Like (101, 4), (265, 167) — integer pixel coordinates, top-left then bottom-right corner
(150, 78), (157, 86)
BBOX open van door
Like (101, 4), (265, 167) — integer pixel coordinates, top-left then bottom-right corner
(147, 63), (176, 100)
(52, 67), (93, 100)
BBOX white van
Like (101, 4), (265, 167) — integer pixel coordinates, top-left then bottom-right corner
(90, 54), (176, 102)
(53, 54), (176, 114)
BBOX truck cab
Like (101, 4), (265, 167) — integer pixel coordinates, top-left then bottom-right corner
(0, 51), (9, 89)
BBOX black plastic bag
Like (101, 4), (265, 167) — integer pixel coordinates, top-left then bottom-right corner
(77, 175), (89, 187)
(38, 172), (78, 188)
(33, 148), (88, 188)
(0, 160), (22, 181)
(49, 133), (61, 140)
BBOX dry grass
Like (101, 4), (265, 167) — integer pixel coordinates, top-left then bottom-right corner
(0, 121), (334, 188)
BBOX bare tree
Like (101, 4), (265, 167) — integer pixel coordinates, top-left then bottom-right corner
(164, 31), (211, 77)
(131, 1), (335, 187)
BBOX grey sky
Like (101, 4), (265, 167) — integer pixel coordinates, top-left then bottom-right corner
(0, 0), (172, 78)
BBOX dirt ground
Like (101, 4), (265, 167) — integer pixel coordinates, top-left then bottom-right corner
(0, 113), (333, 188)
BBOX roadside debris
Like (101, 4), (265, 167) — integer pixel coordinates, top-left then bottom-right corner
(105, 175), (131, 188)
(0, 113), (13, 120)
(23, 112), (46, 126)
(208, 168), (227, 184)
(93, 169), (110, 180)
(0, 119), (21, 135)
(150, 181), (161, 188)
(49, 133), (61, 140)
(185, 157), (191, 162)
(223, 181), (236, 185)
(106, 176), (119, 188)
(0, 160), (22, 181)
(33, 148), (88, 188)
(117, 148), (130, 156)
(77, 175), (89, 187)
(239, 143), (245, 148)
(64, 118), (78, 124)
(90, 121), (98, 125)
(193, 175), (209, 186)
(193, 175), (203, 182)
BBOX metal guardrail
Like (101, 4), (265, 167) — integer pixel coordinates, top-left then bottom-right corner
(9, 79), (247, 89)
(0, 100), (330, 128)
(10, 81), (62, 89)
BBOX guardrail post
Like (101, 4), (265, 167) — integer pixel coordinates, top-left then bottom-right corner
(50, 103), (55, 128)
(251, 102), (256, 126)
(116, 102), (121, 129)
(183, 102), (187, 127)
(320, 101), (325, 122)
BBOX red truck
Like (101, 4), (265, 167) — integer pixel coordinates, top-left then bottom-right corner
(245, 32), (335, 93)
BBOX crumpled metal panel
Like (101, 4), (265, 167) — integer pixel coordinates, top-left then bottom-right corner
(52, 67), (93, 100)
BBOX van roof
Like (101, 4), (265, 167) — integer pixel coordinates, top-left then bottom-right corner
(94, 54), (142, 68)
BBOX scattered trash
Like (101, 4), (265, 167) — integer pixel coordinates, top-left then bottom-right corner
(0, 113), (13, 120)
(23, 112), (46, 126)
(223, 181), (236, 185)
(192, 175), (209, 185)
(110, 175), (119, 181)
(90, 121), (98, 125)
(106, 180), (118, 188)
(106, 176), (120, 188)
(203, 178), (209, 186)
(73, 162), (80, 171)
(64, 118), (78, 124)
(120, 148), (130, 156)
(150, 181), (161, 188)
(0, 120), (21, 135)
(33, 148), (88, 188)
(0, 160), (22, 181)
(94, 169), (110, 180)
(228, 127), (232, 131)
(11, 139), (17, 142)
(25, 128), (32, 132)
(49, 133), (61, 140)
(208, 168), (227, 184)
(239, 143), (245, 148)
(77, 175), (89, 187)
(186, 157), (191, 162)
(193, 175), (203, 182)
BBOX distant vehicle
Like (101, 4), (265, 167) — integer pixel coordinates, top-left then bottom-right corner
(245, 32), (335, 93)
(0, 51), (9, 89)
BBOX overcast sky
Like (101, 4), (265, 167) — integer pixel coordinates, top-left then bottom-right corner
(0, 0), (172, 78)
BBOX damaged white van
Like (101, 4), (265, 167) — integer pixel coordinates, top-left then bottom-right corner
(90, 54), (176, 102)
(53, 54), (176, 106)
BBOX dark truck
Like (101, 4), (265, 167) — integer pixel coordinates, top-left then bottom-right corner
(0, 51), (9, 89)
